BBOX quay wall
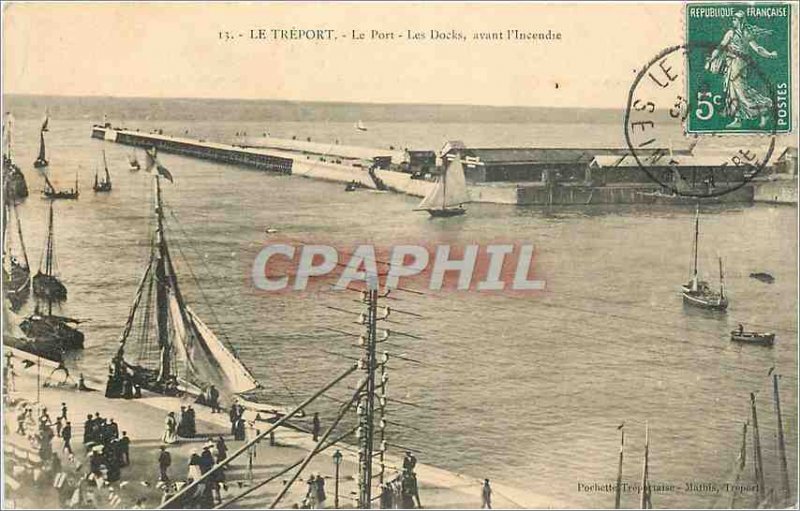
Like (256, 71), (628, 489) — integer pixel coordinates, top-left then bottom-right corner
(752, 178), (798, 204)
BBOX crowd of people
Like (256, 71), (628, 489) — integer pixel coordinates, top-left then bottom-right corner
(157, 436), (229, 507)
(379, 451), (423, 509)
(83, 411), (132, 484)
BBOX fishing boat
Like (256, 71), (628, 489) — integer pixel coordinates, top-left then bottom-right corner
(2, 201), (31, 311)
(681, 207), (728, 311)
(32, 201), (68, 302)
(93, 149), (112, 192)
(33, 113), (49, 168)
(3, 112), (28, 200)
(414, 156), (469, 217)
(110, 172), (261, 406)
(128, 151), (141, 171)
(730, 329), (775, 346)
(749, 272), (775, 284)
(355, 120), (368, 131)
(42, 172), (79, 200)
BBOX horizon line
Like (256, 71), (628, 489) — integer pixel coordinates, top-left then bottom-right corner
(2, 92), (622, 111)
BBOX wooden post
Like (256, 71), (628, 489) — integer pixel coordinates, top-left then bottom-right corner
(773, 374), (791, 503)
(750, 393), (766, 504)
(615, 427), (624, 509)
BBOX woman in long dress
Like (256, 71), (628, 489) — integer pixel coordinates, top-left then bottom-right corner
(705, 10), (778, 128)
(162, 412), (178, 444)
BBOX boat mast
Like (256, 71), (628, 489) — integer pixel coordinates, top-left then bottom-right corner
(718, 257), (725, 298)
(45, 201), (54, 277)
(692, 207), (699, 290)
(750, 392), (766, 505)
(772, 374), (791, 503)
(13, 204), (29, 269)
(441, 158), (448, 210)
(614, 426), (624, 509)
(103, 148), (111, 184)
(639, 422), (651, 509)
(154, 175), (172, 383)
(38, 130), (46, 161)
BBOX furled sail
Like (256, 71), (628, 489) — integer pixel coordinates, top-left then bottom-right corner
(117, 175), (258, 398)
(416, 156), (470, 210)
(37, 131), (46, 162)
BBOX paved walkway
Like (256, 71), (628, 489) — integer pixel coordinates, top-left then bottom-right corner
(3, 347), (566, 509)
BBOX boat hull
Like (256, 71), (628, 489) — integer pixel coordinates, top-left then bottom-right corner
(93, 183), (112, 192)
(682, 291), (728, 310)
(427, 207), (466, 218)
(4, 262), (31, 311)
(730, 331), (775, 346)
(18, 314), (84, 356)
(3, 161), (29, 200)
(42, 190), (79, 200)
(33, 158), (49, 169)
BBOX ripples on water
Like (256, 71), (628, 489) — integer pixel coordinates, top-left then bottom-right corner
(4, 116), (797, 508)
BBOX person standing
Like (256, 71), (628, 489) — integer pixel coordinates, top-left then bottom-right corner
(158, 446), (171, 482)
(228, 405), (239, 435)
(162, 412), (177, 444)
(83, 414), (94, 445)
(481, 479), (492, 509)
(62, 421), (73, 455)
(60, 402), (68, 421)
(403, 451), (417, 473)
(315, 475), (326, 508)
(187, 453), (202, 483)
(107, 418), (120, 440)
(118, 431), (131, 466)
(177, 406), (189, 438)
(208, 385), (221, 413)
(306, 476), (318, 509)
(312, 413), (321, 442)
(215, 436), (228, 462)
(186, 406), (196, 438)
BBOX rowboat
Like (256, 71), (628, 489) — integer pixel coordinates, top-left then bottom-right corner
(730, 330), (775, 346)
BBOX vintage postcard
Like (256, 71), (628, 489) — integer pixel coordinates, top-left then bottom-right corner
(1, 2), (798, 509)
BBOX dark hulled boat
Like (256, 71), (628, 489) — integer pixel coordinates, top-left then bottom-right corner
(415, 156), (469, 217)
(2, 201), (31, 311)
(681, 207), (728, 311)
(32, 201), (67, 302)
(93, 149), (112, 192)
(109, 168), (259, 404)
(42, 173), (79, 200)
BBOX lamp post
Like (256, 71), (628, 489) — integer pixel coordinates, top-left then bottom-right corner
(333, 449), (343, 509)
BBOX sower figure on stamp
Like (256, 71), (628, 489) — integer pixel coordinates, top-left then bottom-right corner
(706, 10), (777, 129)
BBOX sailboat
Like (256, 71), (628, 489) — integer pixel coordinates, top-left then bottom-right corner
(42, 172), (79, 200)
(415, 156), (469, 217)
(128, 151), (141, 171)
(93, 149), (112, 192)
(355, 120), (368, 131)
(32, 201), (68, 302)
(110, 174), (260, 402)
(681, 207), (728, 310)
(20, 201), (83, 360)
(2, 200), (31, 311)
(33, 113), (49, 168)
(3, 112), (28, 200)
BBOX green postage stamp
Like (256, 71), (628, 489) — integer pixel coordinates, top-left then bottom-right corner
(686, 3), (792, 134)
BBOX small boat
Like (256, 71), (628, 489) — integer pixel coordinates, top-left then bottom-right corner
(749, 272), (775, 284)
(128, 151), (141, 171)
(414, 156), (469, 217)
(730, 329), (775, 346)
(681, 207), (728, 310)
(93, 149), (112, 192)
(3, 112), (28, 201)
(32, 201), (68, 302)
(345, 180), (359, 192)
(33, 113), (50, 168)
(355, 120), (368, 131)
(2, 200), (31, 311)
(19, 311), (84, 358)
(42, 173), (79, 200)
(264, 227), (279, 234)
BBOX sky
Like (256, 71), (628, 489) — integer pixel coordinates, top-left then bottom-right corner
(4, 2), (695, 108)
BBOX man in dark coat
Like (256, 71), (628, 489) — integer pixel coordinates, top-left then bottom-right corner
(215, 436), (228, 462)
(199, 445), (215, 474)
(61, 421), (73, 455)
(119, 431), (131, 466)
(228, 406), (239, 435)
(158, 446), (171, 482)
(107, 419), (120, 440)
(312, 413), (321, 442)
(186, 406), (196, 438)
(208, 385), (221, 413)
(83, 414), (94, 445)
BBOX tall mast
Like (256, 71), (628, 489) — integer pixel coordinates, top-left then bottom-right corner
(45, 201), (54, 277)
(772, 374), (791, 503)
(103, 148), (110, 183)
(750, 392), (766, 504)
(639, 422), (651, 509)
(728, 422), (748, 508)
(718, 257), (725, 298)
(154, 175), (172, 383)
(13, 204), (29, 269)
(614, 427), (624, 509)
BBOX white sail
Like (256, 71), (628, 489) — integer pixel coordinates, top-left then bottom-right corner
(416, 156), (470, 210)
(186, 306), (260, 394)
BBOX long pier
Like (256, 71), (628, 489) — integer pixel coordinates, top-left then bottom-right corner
(91, 125), (294, 173)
